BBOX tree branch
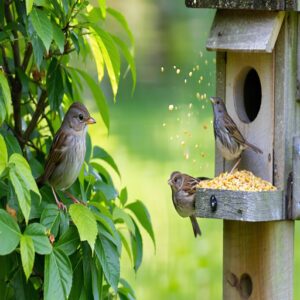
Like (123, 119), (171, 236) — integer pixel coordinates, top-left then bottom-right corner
(22, 43), (33, 71)
(22, 90), (48, 148)
(0, 45), (11, 78)
(4, 1), (22, 141)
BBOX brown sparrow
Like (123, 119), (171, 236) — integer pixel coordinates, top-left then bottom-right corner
(37, 102), (96, 209)
(210, 97), (262, 173)
(168, 171), (209, 237)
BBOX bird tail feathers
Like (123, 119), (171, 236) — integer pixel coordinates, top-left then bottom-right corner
(189, 216), (201, 237)
(245, 142), (263, 154)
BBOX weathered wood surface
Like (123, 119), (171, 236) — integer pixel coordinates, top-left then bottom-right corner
(292, 136), (300, 219)
(215, 52), (226, 175)
(225, 52), (273, 181)
(195, 188), (284, 221)
(185, 0), (299, 11)
(223, 221), (294, 299)
(206, 10), (284, 52)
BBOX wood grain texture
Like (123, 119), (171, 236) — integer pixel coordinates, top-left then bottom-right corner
(292, 136), (300, 219)
(185, 0), (299, 11)
(215, 52), (226, 175)
(206, 10), (284, 52)
(195, 188), (284, 221)
(223, 221), (294, 300)
(225, 52), (274, 181)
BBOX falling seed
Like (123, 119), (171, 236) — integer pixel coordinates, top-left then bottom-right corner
(181, 141), (185, 146)
(210, 120), (213, 124)
(213, 58), (216, 63)
(168, 104), (174, 111)
(162, 123), (166, 127)
(161, 66), (164, 72)
(196, 92), (200, 99)
(198, 80), (201, 84)
(175, 106), (178, 110)
(203, 124), (208, 130)
(184, 79), (187, 84)
(195, 144), (199, 148)
(201, 152), (206, 158)
(202, 105), (205, 109)
(189, 72), (193, 77)
(173, 65), (177, 69)
(208, 82), (211, 86)
(203, 93), (207, 99)
(196, 65), (200, 70)
(184, 152), (190, 160)
(176, 117), (180, 121)
(187, 113), (191, 117)
(170, 136), (174, 140)
(200, 76), (203, 80)
(199, 51), (203, 57)
(205, 60), (208, 64)
(176, 69), (180, 74)
(200, 95), (204, 100)
(193, 159), (196, 163)
(193, 67), (196, 72)
(189, 103), (193, 109)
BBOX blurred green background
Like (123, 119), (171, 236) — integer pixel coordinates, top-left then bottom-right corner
(82, 1), (300, 299)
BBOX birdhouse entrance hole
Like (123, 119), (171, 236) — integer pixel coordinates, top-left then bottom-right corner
(234, 68), (262, 124)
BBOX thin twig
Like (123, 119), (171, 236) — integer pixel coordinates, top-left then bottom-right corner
(22, 90), (48, 147)
(22, 43), (33, 71)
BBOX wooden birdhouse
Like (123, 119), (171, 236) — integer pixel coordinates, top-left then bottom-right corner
(185, 1), (300, 299)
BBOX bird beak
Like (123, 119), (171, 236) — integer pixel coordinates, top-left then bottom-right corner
(168, 179), (172, 185)
(210, 97), (215, 104)
(85, 117), (96, 124)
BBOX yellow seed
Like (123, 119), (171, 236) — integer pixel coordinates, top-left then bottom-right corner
(168, 104), (174, 111)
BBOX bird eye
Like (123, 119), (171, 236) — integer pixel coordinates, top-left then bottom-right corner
(78, 114), (84, 121)
(216, 100), (220, 104)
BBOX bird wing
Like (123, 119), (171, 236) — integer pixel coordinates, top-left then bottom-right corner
(223, 113), (246, 145)
(39, 129), (68, 183)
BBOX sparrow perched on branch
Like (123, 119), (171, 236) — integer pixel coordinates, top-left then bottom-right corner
(168, 171), (209, 237)
(37, 102), (96, 209)
(210, 97), (262, 173)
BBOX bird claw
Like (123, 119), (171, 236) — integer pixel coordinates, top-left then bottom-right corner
(57, 201), (67, 211)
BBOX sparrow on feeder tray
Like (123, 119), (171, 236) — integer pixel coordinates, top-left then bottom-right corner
(168, 171), (209, 237)
(210, 97), (263, 174)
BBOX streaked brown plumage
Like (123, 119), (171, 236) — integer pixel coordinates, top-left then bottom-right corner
(37, 102), (96, 208)
(210, 97), (262, 172)
(168, 171), (209, 237)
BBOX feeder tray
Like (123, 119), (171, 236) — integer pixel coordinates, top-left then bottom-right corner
(195, 188), (284, 221)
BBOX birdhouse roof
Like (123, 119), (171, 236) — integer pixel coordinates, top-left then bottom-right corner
(206, 10), (285, 52)
(185, 0), (299, 11)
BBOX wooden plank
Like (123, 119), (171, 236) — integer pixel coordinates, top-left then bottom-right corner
(225, 52), (274, 181)
(185, 0), (299, 11)
(292, 136), (300, 219)
(195, 189), (284, 221)
(215, 52), (226, 175)
(206, 10), (285, 53)
(223, 221), (294, 300)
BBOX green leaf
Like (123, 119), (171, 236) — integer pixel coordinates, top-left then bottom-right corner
(98, 0), (106, 18)
(93, 146), (120, 177)
(9, 154), (41, 224)
(69, 204), (97, 252)
(88, 30), (104, 81)
(113, 206), (135, 234)
(20, 235), (35, 280)
(55, 225), (80, 256)
(24, 223), (52, 255)
(0, 134), (7, 176)
(26, 0), (34, 14)
(44, 248), (72, 300)
(31, 33), (45, 69)
(30, 7), (53, 50)
(119, 187), (128, 206)
(130, 220), (143, 272)
(70, 67), (109, 131)
(95, 234), (120, 292)
(41, 204), (61, 236)
(52, 22), (65, 53)
(112, 35), (136, 92)
(91, 256), (103, 300)
(0, 209), (21, 255)
(118, 230), (132, 262)
(126, 200), (155, 248)
(107, 8), (134, 46)
(47, 58), (64, 111)
(0, 71), (12, 125)
(92, 26), (120, 99)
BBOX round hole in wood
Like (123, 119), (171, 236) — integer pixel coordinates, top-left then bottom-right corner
(240, 273), (253, 299)
(234, 68), (262, 123)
